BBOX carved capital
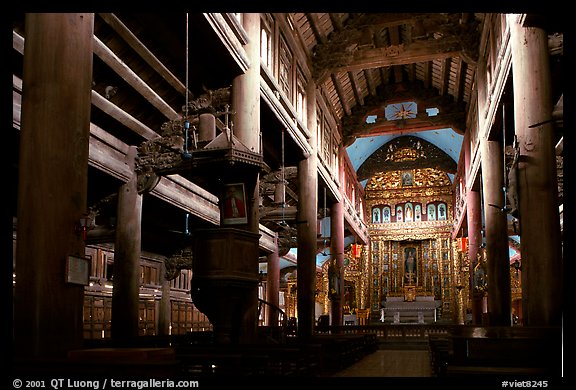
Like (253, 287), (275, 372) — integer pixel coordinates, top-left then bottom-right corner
(165, 248), (193, 281)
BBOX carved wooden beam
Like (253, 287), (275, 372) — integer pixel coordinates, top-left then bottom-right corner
(320, 35), (462, 77)
(349, 112), (465, 140)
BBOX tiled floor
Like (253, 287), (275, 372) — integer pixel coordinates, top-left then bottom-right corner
(331, 349), (432, 377)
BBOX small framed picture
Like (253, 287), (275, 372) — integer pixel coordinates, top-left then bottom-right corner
(65, 255), (91, 285)
(222, 183), (248, 225)
(401, 170), (413, 186)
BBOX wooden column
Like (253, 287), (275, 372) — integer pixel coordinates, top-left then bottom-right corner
(296, 79), (318, 339)
(157, 264), (171, 336)
(14, 13), (94, 359)
(509, 15), (562, 326)
(265, 234), (280, 326)
(232, 12), (260, 156)
(480, 138), (511, 326)
(111, 146), (143, 343)
(228, 13), (262, 343)
(464, 130), (484, 324)
(231, 13), (261, 236)
(329, 200), (345, 326)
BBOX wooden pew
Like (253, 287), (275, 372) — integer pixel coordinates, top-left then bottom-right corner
(428, 326), (562, 377)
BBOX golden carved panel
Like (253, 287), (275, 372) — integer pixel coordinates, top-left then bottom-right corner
(366, 167), (453, 192)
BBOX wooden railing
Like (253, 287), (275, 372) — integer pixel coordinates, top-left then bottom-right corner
(315, 323), (452, 341)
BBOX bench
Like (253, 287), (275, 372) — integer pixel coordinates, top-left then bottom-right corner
(428, 326), (562, 377)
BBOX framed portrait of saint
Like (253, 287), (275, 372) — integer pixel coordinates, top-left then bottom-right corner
(401, 170), (413, 186)
(222, 183), (248, 225)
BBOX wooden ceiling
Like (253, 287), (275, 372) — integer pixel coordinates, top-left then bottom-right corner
(12, 12), (563, 257)
(291, 13), (482, 145)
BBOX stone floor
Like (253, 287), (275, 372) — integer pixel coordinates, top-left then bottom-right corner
(331, 349), (432, 377)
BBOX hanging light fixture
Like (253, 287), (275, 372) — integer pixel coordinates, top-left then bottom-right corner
(75, 213), (94, 240)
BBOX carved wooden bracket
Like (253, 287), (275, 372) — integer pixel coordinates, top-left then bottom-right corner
(134, 86), (260, 195)
(165, 247), (193, 281)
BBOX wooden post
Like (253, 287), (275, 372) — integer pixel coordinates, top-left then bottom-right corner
(464, 130), (484, 324)
(157, 264), (171, 336)
(480, 138), (511, 326)
(14, 13), (94, 359)
(330, 200), (345, 325)
(112, 146), (143, 342)
(266, 234), (281, 326)
(296, 79), (318, 339)
(508, 15), (562, 326)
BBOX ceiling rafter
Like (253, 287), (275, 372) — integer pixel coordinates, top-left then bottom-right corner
(422, 60), (432, 89)
(331, 73), (352, 116)
(452, 57), (465, 103)
(348, 71), (364, 107)
(438, 57), (451, 97)
(388, 24), (403, 83)
(363, 68), (377, 97)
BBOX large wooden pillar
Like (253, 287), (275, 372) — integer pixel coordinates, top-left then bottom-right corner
(265, 234), (280, 326)
(232, 13), (261, 160)
(297, 79), (318, 339)
(508, 15), (562, 326)
(480, 138), (511, 326)
(112, 146), (143, 342)
(329, 200), (345, 325)
(14, 13), (94, 359)
(464, 131), (484, 324)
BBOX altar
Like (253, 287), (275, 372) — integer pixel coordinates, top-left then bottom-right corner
(380, 296), (441, 324)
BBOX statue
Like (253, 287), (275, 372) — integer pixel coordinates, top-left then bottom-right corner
(404, 247), (416, 284)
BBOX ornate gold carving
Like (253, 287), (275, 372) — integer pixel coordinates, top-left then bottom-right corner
(357, 136), (457, 181)
(392, 146), (421, 162)
(366, 167), (452, 192)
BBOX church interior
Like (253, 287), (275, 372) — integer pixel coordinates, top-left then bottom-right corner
(11, 12), (565, 380)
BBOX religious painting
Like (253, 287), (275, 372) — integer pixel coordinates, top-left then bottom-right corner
(404, 247), (417, 284)
(438, 203), (447, 220)
(414, 204), (422, 221)
(372, 206), (381, 223)
(401, 170), (413, 186)
(404, 202), (413, 222)
(222, 183), (247, 225)
(396, 205), (403, 222)
(382, 206), (391, 223)
(427, 203), (436, 221)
